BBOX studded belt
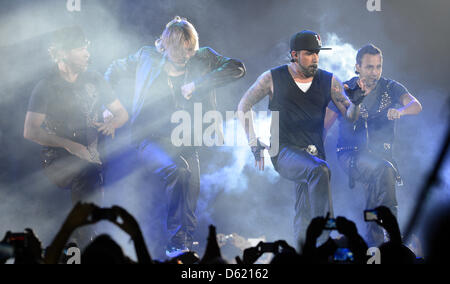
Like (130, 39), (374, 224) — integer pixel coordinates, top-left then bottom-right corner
(336, 146), (359, 153)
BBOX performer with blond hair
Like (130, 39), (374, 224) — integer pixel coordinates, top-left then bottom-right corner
(105, 16), (245, 257)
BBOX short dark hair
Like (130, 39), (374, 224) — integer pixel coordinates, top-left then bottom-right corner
(356, 44), (382, 66)
(50, 26), (88, 50)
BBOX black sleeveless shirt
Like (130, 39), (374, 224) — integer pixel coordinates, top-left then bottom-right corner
(269, 65), (333, 159)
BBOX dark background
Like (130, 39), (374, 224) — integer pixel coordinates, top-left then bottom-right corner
(0, 0), (449, 261)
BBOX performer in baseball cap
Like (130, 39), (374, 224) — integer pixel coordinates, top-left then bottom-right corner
(238, 29), (362, 246)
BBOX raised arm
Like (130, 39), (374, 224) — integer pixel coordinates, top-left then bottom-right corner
(111, 206), (152, 264)
(44, 202), (99, 264)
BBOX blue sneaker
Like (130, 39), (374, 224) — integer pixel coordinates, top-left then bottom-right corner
(165, 245), (190, 258)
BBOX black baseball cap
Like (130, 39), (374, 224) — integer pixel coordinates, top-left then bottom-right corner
(50, 26), (89, 50)
(290, 30), (331, 51)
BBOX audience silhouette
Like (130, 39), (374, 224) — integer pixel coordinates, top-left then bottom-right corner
(1, 202), (446, 264)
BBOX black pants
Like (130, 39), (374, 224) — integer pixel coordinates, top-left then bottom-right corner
(273, 145), (332, 245)
(138, 140), (200, 249)
(337, 150), (398, 247)
(42, 152), (104, 248)
(69, 163), (104, 205)
(43, 150), (104, 248)
(43, 149), (104, 203)
(68, 162), (103, 248)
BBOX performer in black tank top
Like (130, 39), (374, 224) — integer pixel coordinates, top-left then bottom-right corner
(269, 65), (332, 160)
(238, 30), (363, 246)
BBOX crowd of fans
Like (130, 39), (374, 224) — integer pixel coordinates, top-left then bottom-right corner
(1, 202), (448, 264)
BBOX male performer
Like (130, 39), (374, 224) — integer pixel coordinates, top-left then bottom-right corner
(324, 44), (422, 247)
(105, 16), (245, 257)
(238, 30), (361, 245)
(24, 26), (129, 245)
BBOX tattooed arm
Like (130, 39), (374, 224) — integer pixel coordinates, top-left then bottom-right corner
(237, 70), (273, 144)
(330, 75), (360, 122)
(237, 71), (273, 171)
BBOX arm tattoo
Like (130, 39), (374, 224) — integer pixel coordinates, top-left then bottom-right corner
(331, 76), (350, 109)
(330, 75), (359, 121)
(238, 71), (273, 113)
(238, 70), (273, 143)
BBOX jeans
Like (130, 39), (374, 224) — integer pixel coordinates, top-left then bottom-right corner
(273, 145), (332, 246)
(337, 150), (398, 247)
(138, 140), (200, 249)
(67, 161), (104, 248)
(70, 163), (104, 204)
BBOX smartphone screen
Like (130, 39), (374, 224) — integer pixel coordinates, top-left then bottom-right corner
(258, 242), (276, 253)
(333, 248), (354, 262)
(324, 218), (337, 230)
(364, 210), (378, 222)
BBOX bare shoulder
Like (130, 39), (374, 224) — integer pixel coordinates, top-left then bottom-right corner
(258, 70), (272, 81)
(255, 70), (274, 98)
(238, 70), (274, 111)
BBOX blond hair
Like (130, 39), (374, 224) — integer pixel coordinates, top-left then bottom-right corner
(155, 16), (199, 53)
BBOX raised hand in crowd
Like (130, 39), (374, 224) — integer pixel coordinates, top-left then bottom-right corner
(45, 202), (152, 264)
(44, 202), (100, 264)
(235, 242), (264, 264)
(236, 240), (299, 264)
(200, 225), (226, 264)
(303, 216), (327, 259)
(110, 205), (152, 264)
(336, 216), (368, 264)
(372, 206), (417, 263)
(0, 229), (44, 264)
(373, 206), (402, 244)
